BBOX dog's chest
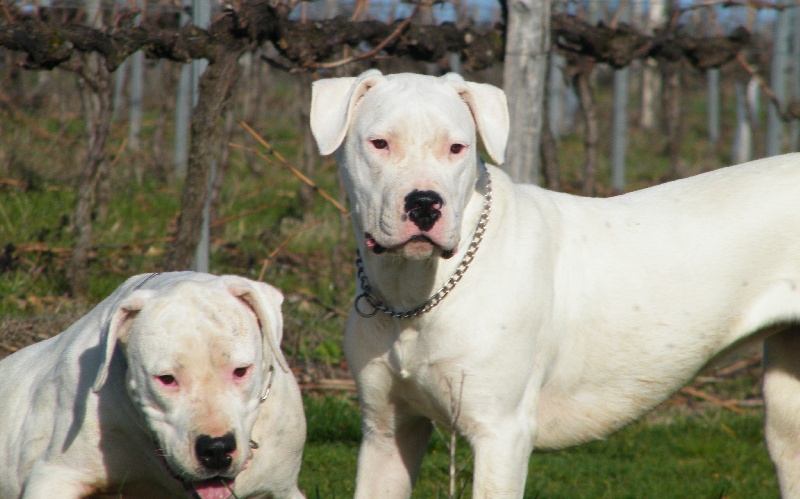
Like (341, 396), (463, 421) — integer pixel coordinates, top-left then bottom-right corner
(384, 326), (467, 422)
(387, 325), (455, 379)
(387, 327), (421, 379)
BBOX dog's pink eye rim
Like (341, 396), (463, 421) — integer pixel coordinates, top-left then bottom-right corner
(155, 374), (177, 386)
(233, 366), (251, 379)
(370, 139), (388, 150)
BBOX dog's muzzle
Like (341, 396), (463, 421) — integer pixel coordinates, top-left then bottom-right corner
(404, 190), (444, 231)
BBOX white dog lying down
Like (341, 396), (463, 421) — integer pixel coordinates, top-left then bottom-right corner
(310, 70), (800, 498)
(0, 271), (305, 499)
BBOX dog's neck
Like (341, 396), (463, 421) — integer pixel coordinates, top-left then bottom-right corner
(354, 165), (491, 318)
(357, 253), (441, 312)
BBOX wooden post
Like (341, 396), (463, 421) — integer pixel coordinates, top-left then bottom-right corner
(791, 7), (800, 151)
(503, 0), (551, 184)
(732, 82), (752, 163)
(766, 1), (790, 156)
(192, 0), (212, 273)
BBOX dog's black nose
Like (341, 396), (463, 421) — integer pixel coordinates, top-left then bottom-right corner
(404, 190), (444, 231)
(195, 433), (236, 470)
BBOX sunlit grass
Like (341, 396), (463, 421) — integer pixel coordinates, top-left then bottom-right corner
(299, 395), (776, 498)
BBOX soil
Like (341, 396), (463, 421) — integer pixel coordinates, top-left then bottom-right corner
(0, 308), (88, 360)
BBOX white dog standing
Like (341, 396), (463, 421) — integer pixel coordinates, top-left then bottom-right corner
(0, 271), (306, 499)
(310, 70), (800, 498)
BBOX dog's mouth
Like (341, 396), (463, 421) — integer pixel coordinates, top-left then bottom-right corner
(365, 232), (456, 259)
(188, 477), (235, 499)
(154, 444), (242, 499)
(160, 457), (238, 499)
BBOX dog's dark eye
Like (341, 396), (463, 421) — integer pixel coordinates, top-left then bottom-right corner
(233, 366), (250, 378)
(450, 144), (465, 154)
(371, 139), (388, 150)
(156, 374), (177, 386)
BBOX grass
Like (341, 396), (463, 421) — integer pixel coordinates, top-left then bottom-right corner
(300, 395), (777, 498)
(0, 64), (780, 496)
(0, 71), (355, 361)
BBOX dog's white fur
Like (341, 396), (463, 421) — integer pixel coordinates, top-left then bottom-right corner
(310, 70), (800, 497)
(0, 272), (305, 499)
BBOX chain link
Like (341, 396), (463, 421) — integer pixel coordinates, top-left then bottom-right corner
(354, 167), (492, 320)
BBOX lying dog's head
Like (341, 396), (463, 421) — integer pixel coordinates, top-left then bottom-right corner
(92, 276), (287, 499)
(310, 70), (508, 260)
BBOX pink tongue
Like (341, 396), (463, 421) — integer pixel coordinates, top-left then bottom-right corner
(191, 478), (233, 499)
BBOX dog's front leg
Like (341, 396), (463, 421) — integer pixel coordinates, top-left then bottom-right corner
(353, 414), (433, 499)
(22, 463), (100, 499)
(470, 424), (534, 499)
(764, 327), (800, 497)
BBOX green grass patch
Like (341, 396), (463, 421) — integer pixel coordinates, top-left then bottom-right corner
(300, 396), (777, 498)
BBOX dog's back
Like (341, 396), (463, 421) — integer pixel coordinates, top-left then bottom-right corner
(0, 317), (93, 496)
(0, 274), (152, 497)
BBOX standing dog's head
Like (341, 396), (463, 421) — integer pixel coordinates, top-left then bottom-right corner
(310, 70), (509, 260)
(92, 276), (287, 499)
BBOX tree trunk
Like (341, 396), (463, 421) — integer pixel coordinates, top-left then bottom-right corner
(661, 61), (683, 179)
(574, 66), (599, 196)
(151, 61), (178, 182)
(210, 106), (235, 240)
(540, 99), (561, 191)
(297, 72), (316, 211)
(68, 52), (112, 296)
(165, 54), (244, 270)
(503, 0), (551, 184)
(128, 50), (144, 153)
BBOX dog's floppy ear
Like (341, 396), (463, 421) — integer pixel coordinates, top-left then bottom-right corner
(225, 278), (290, 373)
(310, 69), (385, 155)
(441, 73), (509, 165)
(92, 291), (150, 392)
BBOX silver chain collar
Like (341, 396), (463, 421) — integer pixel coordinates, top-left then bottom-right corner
(354, 167), (492, 319)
